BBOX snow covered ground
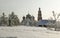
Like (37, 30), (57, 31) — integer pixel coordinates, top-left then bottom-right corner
(0, 25), (60, 38)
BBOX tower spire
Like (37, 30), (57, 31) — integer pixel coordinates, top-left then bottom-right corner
(38, 8), (42, 21)
(39, 8), (40, 11)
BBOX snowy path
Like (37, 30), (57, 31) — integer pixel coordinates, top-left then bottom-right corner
(0, 26), (60, 38)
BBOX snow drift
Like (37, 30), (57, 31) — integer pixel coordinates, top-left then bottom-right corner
(0, 25), (60, 38)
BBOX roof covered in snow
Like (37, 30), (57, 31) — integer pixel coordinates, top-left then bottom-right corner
(37, 20), (55, 25)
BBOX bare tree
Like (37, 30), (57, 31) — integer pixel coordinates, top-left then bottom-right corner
(52, 11), (60, 31)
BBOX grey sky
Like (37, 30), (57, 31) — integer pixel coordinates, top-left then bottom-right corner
(0, 0), (60, 21)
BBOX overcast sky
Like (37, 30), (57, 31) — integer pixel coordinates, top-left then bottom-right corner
(0, 0), (60, 21)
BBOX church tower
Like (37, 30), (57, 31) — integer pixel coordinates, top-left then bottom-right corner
(38, 8), (42, 21)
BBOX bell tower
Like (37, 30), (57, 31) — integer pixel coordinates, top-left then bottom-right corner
(38, 8), (42, 21)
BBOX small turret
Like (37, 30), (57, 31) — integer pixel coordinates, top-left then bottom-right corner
(23, 16), (25, 20)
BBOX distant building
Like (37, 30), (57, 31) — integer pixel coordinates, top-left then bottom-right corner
(21, 13), (36, 26)
(38, 8), (42, 21)
(37, 20), (55, 27)
(37, 8), (56, 27)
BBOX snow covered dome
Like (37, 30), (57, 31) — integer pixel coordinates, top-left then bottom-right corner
(26, 13), (31, 19)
